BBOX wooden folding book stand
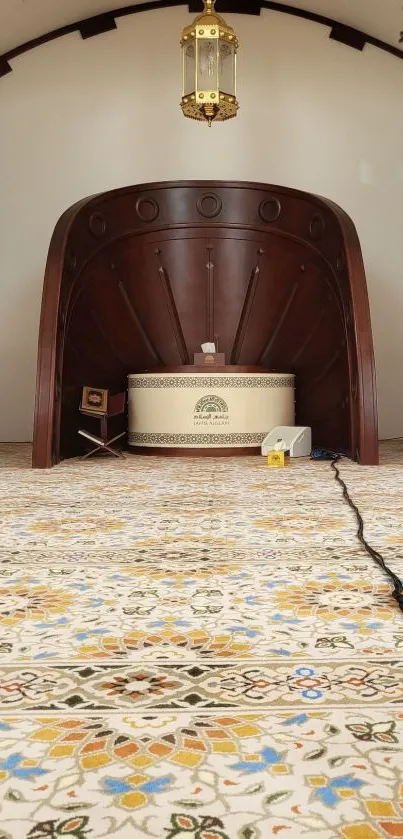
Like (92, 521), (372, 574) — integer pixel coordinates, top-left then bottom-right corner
(78, 390), (126, 460)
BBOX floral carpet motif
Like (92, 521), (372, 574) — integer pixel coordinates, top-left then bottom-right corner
(0, 442), (403, 838)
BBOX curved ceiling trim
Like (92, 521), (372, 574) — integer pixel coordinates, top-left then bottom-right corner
(1, 0), (402, 79)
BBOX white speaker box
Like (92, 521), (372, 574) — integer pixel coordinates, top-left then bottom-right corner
(261, 426), (312, 458)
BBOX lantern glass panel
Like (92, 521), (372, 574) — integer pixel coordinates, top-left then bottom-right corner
(183, 42), (196, 95)
(197, 39), (218, 90)
(219, 40), (235, 96)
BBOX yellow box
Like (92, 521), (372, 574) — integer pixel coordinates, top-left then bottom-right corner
(267, 451), (288, 467)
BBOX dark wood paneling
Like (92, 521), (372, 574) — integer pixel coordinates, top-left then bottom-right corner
(32, 181), (378, 467)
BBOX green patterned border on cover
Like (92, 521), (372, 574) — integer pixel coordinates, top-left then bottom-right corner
(128, 376), (294, 389)
(128, 432), (267, 445)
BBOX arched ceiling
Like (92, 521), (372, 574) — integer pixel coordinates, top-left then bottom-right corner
(0, 0), (401, 55)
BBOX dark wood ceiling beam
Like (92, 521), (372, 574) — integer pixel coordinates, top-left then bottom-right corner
(79, 13), (117, 39)
(0, 57), (12, 77)
(1, 0), (402, 80)
(189, 1), (261, 12)
(329, 23), (366, 52)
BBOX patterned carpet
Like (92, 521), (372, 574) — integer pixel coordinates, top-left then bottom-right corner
(0, 442), (403, 839)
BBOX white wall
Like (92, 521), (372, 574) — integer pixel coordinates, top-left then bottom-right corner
(0, 8), (402, 441)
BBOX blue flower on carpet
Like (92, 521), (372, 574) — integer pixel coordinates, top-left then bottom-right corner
(0, 754), (48, 780)
(226, 626), (259, 638)
(76, 629), (109, 640)
(271, 613), (303, 624)
(149, 620), (190, 628)
(139, 777), (172, 794)
(267, 648), (292, 656)
(283, 714), (309, 726)
(104, 779), (132, 795)
(34, 652), (57, 659)
(3, 579), (29, 585)
(68, 583), (90, 591)
(104, 775), (172, 795)
(314, 774), (365, 806)
(265, 580), (289, 589)
(36, 618), (68, 628)
(341, 622), (383, 631)
(232, 747), (284, 774)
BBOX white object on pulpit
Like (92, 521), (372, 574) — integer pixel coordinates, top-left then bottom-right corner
(201, 342), (216, 353)
(261, 426), (312, 458)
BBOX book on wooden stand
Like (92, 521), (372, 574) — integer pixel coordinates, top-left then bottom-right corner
(78, 389), (126, 459)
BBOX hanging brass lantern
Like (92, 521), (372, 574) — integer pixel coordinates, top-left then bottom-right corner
(181, 0), (239, 126)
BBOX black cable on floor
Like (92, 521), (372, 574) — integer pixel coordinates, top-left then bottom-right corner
(331, 456), (403, 614)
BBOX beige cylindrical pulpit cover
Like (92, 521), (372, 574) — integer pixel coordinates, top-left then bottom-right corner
(128, 372), (295, 449)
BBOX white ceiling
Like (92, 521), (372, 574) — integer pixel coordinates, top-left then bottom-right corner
(0, 0), (402, 55)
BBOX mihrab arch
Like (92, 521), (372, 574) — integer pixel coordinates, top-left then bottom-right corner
(32, 180), (378, 467)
